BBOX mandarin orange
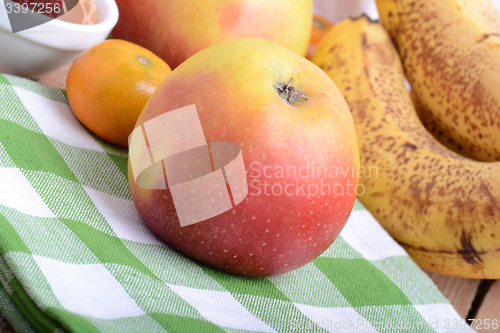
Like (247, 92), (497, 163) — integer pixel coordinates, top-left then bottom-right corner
(306, 14), (334, 60)
(67, 39), (171, 146)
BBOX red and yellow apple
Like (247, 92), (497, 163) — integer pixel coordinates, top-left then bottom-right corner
(129, 37), (359, 277)
(112, 0), (313, 68)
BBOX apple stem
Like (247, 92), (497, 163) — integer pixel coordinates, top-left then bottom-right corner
(274, 78), (308, 104)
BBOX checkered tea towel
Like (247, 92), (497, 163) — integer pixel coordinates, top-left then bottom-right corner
(0, 74), (474, 333)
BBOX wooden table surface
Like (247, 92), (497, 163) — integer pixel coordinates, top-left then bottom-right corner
(0, 65), (499, 333)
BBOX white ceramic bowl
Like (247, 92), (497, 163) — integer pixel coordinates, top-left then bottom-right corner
(0, 0), (118, 79)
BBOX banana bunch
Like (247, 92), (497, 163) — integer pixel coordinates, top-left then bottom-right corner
(311, 16), (500, 279)
(377, 0), (500, 162)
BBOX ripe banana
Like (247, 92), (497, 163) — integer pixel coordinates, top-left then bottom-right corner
(311, 16), (500, 278)
(411, 90), (478, 161)
(376, 0), (500, 162)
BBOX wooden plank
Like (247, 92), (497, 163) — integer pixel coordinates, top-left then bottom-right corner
(424, 270), (481, 319)
(473, 280), (500, 333)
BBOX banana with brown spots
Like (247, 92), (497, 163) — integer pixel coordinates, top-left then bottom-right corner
(311, 16), (500, 278)
(410, 90), (478, 161)
(376, 0), (500, 162)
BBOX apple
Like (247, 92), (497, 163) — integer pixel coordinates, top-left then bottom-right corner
(112, 0), (313, 68)
(128, 37), (359, 277)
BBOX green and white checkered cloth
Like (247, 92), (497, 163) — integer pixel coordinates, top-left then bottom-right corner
(0, 74), (475, 333)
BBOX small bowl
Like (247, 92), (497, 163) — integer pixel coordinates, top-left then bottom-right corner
(0, 0), (118, 79)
